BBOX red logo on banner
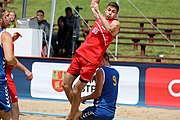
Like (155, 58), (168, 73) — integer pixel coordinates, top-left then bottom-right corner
(52, 70), (67, 92)
(145, 68), (180, 108)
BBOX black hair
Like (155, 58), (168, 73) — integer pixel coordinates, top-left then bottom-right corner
(103, 52), (109, 62)
(58, 16), (65, 23)
(36, 10), (44, 15)
(57, 16), (66, 27)
(65, 7), (72, 13)
(107, 2), (119, 13)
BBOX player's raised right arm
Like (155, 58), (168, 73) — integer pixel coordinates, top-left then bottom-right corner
(90, 0), (100, 18)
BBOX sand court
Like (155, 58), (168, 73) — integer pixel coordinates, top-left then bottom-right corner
(19, 99), (180, 120)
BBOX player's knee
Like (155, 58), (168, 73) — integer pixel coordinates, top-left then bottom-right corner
(7, 112), (12, 119)
(62, 73), (75, 91)
(62, 80), (73, 92)
(12, 102), (18, 107)
(72, 86), (82, 96)
(72, 90), (80, 97)
(62, 81), (69, 91)
(0, 111), (12, 120)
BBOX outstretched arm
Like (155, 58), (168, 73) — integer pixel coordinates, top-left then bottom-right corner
(15, 58), (33, 81)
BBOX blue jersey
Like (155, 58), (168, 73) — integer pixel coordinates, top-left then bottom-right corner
(0, 29), (12, 112)
(94, 66), (119, 118)
(0, 29), (6, 79)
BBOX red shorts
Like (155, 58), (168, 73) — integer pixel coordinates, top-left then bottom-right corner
(6, 75), (18, 103)
(67, 53), (99, 82)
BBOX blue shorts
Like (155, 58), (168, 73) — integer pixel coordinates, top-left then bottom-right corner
(0, 80), (12, 112)
(80, 106), (113, 120)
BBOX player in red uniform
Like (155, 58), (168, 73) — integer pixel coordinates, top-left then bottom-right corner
(62, 0), (120, 120)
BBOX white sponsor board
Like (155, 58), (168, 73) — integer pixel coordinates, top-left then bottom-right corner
(113, 66), (139, 105)
(31, 62), (68, 100)
(6, 28), (42, 57)
(31, 62), (139, 105)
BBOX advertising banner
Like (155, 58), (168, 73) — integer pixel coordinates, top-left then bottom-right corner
(31, 62), (140, 105)
(145, 68), (180, 108)
(12, 57), (180, 108)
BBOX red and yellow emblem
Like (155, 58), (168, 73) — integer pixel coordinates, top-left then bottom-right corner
(52, 70), (67, 92)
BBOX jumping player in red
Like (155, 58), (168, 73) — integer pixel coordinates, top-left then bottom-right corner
(62, 0), (120, 120)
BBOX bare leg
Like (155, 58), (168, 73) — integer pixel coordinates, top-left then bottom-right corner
(62, 72), (77, 104)
(73, 110), (82, 120)
(65, 80), (87, 120)
(0, 110), (12, 120)
(11, 102), (19, 120)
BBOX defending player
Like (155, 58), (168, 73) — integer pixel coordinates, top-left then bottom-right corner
(6, 32), (33, 120)
(75, 53), (119, 120)
(0, 8), (17, 120)
(2, 9), (33, 120)
(62, 0), (120, 119)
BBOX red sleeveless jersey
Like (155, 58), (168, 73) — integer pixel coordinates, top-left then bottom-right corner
(76, 19), (116, 64)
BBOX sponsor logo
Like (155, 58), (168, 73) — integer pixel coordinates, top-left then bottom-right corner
(168, 79), (180, 97)
(92, 27), (99, 34)
(52, 70), (66, 92)
(82, 84), (96, 93)
(145, 68), (180, 108)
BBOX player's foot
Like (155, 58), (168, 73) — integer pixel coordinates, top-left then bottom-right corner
(64, 116), (73, 120)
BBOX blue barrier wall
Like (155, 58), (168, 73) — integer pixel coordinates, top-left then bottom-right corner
(12, 57), (180, 108)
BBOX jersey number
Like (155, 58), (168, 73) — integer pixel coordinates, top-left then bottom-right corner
(112, 75), (117, 86)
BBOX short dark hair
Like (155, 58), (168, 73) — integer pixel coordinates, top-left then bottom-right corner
(107, 2), (119, 13)
(58, 16), (66, 23)
(37, 10), (44, 15)
(103, 52), (109, 62)
(65, 7), (72, 13)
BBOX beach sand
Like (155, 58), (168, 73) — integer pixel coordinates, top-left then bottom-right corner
(19, 99), (180, 120)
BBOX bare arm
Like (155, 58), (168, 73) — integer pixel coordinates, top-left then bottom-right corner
(15, 58), (33, 81)
(81, 68), (104, 103)
(2, 31), (17, 67)
(90, 0), (100, 19)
